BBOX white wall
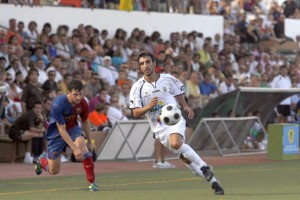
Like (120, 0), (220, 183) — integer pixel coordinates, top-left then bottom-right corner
(0, 4), (223, 40)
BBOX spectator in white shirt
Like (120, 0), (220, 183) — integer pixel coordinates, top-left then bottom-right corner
(270, 65), (292, 122)
(99, 56), (117, 86)
(219, 74), (236, 95)
(106, 95), (128, 126)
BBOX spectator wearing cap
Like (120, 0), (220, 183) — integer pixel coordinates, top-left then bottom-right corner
(99, 56), (117, 86)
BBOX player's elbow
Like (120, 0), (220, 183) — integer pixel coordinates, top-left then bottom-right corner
(132, 110), (141, 118)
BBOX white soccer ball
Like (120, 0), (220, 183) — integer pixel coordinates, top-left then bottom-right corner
(160, 104), (181, 126)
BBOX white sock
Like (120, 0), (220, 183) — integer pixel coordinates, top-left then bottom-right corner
(177, 144), (206, 167)
(25, 152), (31, 157)
(185, 162), (204, 177)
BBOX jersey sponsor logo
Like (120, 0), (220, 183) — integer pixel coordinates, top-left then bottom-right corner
(180, 86), (185, 91)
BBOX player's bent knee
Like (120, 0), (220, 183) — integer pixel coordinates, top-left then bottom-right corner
(170, 142), (182, 150)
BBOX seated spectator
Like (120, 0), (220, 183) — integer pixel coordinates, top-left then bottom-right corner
(200, 73), (219, 100)
(89, 88), (109, 113)
(42, 68), (58, 92)
(116, 69), (133, 87)
(219, 74), (235, 94)
(30, 46), (50, 68)
(106, 95), (128, 126)
(88, 103), (111, 132)
(8, 101), (45, 163)
(185, 71), (202, 109)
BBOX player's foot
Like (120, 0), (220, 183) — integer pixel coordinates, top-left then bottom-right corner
(35, 153), (47, 175)
(200, 165), (214, 182)
(212, 181), (224, 195)
(160, 161), (176, 169)
(88, 182), (100, 191)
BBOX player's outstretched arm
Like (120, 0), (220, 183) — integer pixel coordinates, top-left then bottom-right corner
(175, 94), (194, 119)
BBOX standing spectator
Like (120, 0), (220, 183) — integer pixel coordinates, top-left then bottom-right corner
(8, 101), (45, 164)
(34, 80), (99, 191)
(271, 65), (292, 122)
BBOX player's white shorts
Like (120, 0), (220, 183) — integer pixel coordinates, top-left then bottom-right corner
(154, 117), (186, 153)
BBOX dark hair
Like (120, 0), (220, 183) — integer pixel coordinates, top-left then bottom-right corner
(68, 80), (84, 92)
(33, 100), (42, 107)
(28, 68), (39, 76)
(137, 52), (155, 63)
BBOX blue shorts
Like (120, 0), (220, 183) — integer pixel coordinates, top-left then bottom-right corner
(47, 126), (82, 160)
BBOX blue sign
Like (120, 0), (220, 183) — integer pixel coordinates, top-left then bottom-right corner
(283, 125), (299, 155)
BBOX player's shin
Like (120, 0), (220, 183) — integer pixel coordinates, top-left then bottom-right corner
(177, 144), (206, 167)
(83, 152), (95, 184)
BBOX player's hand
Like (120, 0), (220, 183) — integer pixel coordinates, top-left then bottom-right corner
(184, 106), (194, 119)
(149, 97), (158, 108)
(86, 142), (93, 152)
(73, 147), (84, 161)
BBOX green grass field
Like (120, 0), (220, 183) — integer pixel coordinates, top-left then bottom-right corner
(0, 160), (300, 200)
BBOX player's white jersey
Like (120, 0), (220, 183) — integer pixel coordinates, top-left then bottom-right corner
(129, 73), (185, 132)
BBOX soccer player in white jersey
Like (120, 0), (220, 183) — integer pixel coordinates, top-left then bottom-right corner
(129, 52), (224, 195)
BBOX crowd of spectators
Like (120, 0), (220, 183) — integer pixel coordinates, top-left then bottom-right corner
(1, 0), (300, 161)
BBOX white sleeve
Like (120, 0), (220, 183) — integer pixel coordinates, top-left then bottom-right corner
(129, 83), (143, 109)
(168, 75), (185, 96)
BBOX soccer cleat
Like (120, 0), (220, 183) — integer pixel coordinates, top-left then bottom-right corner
(200, 165), (214, 182)
(212, 181), (224, 195)
(88, 182), (100, 191)
(35, 153), (47, 175)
